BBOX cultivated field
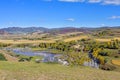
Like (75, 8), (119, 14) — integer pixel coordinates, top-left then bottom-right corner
(64, 36), (88, 42)
(94, 37), (120, 42)
(0, 40), (55, 44)
(95, 39), (112, 42)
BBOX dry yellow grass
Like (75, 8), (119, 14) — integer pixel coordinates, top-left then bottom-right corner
(112, 60), (120, 66)
(64, 36), (88, 42)
(95, 39), (111, 42)
(114, 37), (120, 40)
(0, 40), (55, 44)
(95, 37), (120, 42)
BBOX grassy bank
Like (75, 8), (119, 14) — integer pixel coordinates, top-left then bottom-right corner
(0, 61), (120, 80)
(32, 48), (65, 54)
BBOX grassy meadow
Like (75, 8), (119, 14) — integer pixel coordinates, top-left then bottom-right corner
(0, 61), (120, 80)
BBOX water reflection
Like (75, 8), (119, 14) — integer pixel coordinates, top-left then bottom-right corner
(5, 48), (61, 62)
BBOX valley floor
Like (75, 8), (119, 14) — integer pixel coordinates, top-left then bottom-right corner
(0, 61), (120, 80)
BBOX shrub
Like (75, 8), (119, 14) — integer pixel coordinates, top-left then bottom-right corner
(99, 64), (116, 71)
(18, 57), (33, 62)
(0, 53), (7, 61)
(98, 51), (109, 56)
(65, 52), (89, 66)
(118, 49), (120, 54)
(114, 56), (119, 58)
(81, 38), (86, 42)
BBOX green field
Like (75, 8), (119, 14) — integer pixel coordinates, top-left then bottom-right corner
(0, 61), (120, 80)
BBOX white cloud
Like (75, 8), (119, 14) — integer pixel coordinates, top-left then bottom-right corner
(58, 0), (85, 2)
(8, 22), (14, 25)
(101, 23), (105, 26)
(58, 0), (120, 5)
(108, 16), (120, 19)
(103, 0), (120, 5)
(66, 18), (75, 21)
(43, 0), (52, 1)
(88, 0), (102, 3)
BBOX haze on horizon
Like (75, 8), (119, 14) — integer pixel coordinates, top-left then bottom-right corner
(0, 0), (120, 28)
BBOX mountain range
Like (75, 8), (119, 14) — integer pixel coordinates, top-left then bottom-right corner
(0, 26), (120, 35)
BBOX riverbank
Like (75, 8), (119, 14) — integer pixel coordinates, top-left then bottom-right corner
(31, 47), (65, 54)
(0, 50), (18, 62)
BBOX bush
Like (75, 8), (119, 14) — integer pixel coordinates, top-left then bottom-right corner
(65, 52), (89, 66)
(18, 57), (33, 62)
(114, 56), (119, 58)
(99, 64), (116, 71)
(102, 49), (118, 57)
(99, 51), (109, 56)
(118, 49), (120, 54)
(0, 53), (7, 61)
(81, 38), (86, 42)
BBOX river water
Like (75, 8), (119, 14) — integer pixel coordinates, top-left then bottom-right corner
(5, 48), (61, 62)
(4, 48), (99, 68)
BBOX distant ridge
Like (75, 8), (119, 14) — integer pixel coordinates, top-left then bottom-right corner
(49, 27), (89, 34)
(0, 27), (49, 34)
(0, 26), (120, 34)
(0, 30), (8, 35)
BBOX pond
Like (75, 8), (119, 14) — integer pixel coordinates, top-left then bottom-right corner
(5, 48), (61, 62)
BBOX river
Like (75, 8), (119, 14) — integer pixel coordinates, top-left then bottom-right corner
(5, 48), (61, 62)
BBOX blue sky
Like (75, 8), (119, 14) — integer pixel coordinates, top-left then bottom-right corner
(0, 0), (120, 28)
